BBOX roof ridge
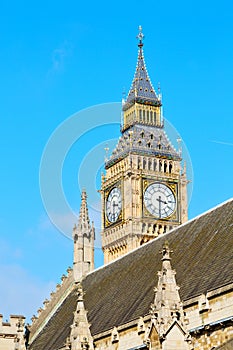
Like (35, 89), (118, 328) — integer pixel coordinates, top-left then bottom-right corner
(86, 197), (233, 276)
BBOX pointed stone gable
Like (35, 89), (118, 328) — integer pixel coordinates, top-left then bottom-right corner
(69, 283), (94, 350)
(147, 242), (193, 349)
(152, 243), (187, 331)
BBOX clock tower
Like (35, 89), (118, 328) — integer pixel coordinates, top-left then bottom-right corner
(101, 27), (188, 264)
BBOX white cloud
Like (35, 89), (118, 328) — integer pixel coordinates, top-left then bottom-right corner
(47, 40), (74, 77)
(0, 205), (102, 323)
(0, 238), (24, 261)
(210, 139), (233, 147)
(24, 212), (75, 243)
(0, 263), (55, 322)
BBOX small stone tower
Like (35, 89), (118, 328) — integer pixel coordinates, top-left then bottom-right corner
(73, 190), (95, 282)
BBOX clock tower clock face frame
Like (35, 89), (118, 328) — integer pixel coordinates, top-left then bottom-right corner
(106, 187), (122, 224)
(144, 182), (176, 219)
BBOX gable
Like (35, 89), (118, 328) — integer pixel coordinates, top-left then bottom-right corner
(149, 325), (161, 349)
(163, 323), (189, 350)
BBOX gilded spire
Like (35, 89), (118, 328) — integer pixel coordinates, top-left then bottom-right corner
(123, 26), (161, 111)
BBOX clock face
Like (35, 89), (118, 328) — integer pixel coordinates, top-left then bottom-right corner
(106, 187), (122, 223)
(144, 183), (176, 218)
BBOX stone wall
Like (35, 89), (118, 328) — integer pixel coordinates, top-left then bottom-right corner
(0, 314), (25, 350)
(93, 286), (233, 350)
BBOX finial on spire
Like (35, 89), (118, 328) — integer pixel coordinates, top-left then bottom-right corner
(177, 138), (182, 156)
(137, 25), (144, 47)
(81, 189), (87, 202)
(161, 241), (173, 261)
(104, 145), (109, 162)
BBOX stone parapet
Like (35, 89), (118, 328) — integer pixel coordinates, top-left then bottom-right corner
(0, 314), (25, 350)
(29, 267), (74, 343)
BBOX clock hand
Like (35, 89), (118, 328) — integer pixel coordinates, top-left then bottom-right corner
(112, 201), (119, 216)
(158, 195), (162, 218)
(156, 197), (167, 205)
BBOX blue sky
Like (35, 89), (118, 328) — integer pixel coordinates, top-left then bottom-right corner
(0, 0), (233, 321)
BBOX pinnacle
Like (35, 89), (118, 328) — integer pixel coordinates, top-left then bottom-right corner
(152, 243), (187, 333)
(161, 241), (173, 261)
(77, 190), (91, 233)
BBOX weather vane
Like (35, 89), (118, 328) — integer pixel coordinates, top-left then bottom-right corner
(137, 25), (144, 47)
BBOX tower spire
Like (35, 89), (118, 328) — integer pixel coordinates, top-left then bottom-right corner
(123, 26), (161, 112)
(77, 190), (90, 232)
(73, 190), (95, 282)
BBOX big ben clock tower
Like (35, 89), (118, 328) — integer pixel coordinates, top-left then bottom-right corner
(101, 27), (188, 264)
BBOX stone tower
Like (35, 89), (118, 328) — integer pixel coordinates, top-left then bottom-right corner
(101, 27), (188, 264)
(73, 190), (95, 282)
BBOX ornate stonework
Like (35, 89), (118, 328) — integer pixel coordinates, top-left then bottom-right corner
(0, 315), (27, 350)
(145, 243), (193, 349)
(69, 283), (94, 350)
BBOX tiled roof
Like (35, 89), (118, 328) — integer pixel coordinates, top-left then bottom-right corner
(105, 124), (180, 169)
(29, 288), (77, 350)
(123, 45), (160, 110)
(29, 198), (233, 350)
(214, 338), (233, 349)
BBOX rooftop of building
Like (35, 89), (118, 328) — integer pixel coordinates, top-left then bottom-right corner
(106, 123), (180, 168)
(29, 198), (233, 350)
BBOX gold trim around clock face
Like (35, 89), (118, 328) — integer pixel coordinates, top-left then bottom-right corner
(105, 184), (123, 227)
(143, 180), (177, 220)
